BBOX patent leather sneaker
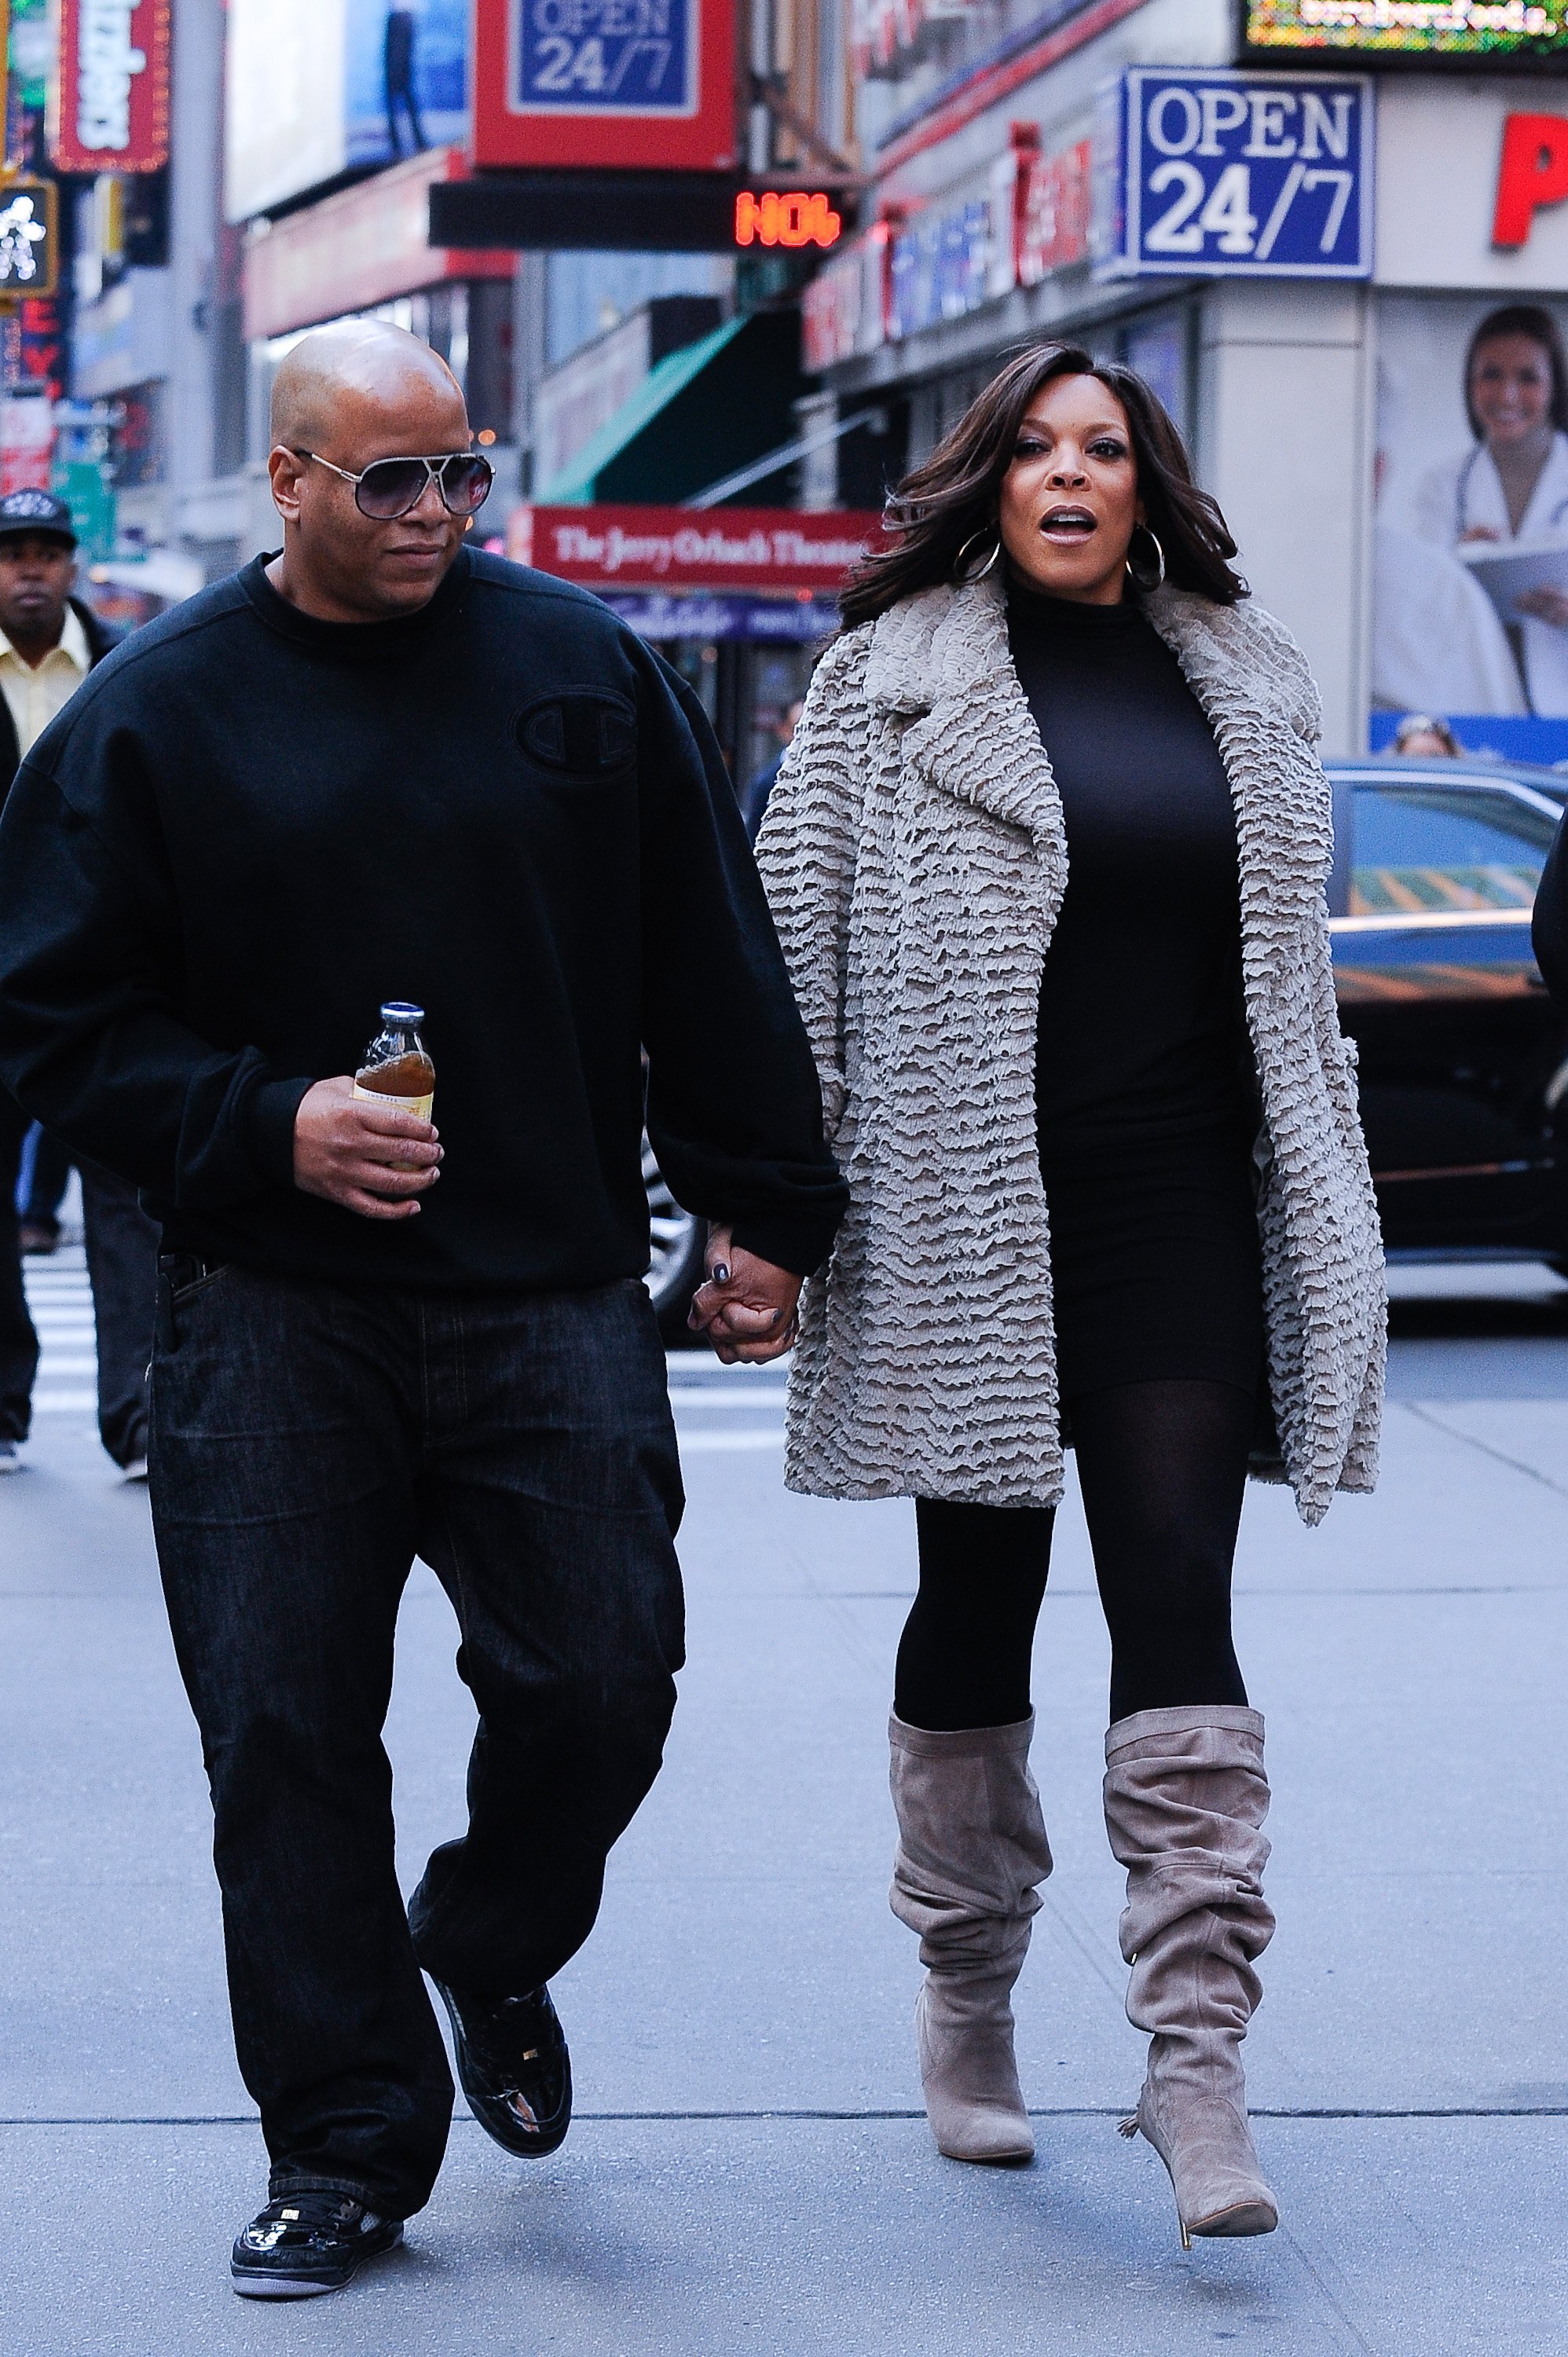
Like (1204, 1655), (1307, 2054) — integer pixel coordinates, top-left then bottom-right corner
(434, 1981), (573, 2157)
(230, 2191), (402, 2298)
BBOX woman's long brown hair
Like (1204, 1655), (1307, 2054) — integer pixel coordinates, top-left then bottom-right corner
(840, 341), (1247, 629)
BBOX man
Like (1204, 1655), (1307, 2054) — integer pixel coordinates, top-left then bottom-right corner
(0, 489), (157, 1478)
(741, 695), (803, 842)
(0, 323), (843, 2294)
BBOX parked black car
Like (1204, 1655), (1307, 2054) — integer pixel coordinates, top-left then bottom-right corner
(643, 752), (1568, 1337)
(1327, 754), (1568, 1273)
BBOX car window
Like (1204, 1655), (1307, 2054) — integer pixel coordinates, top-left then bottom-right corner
(1350, 785), (1556, 915)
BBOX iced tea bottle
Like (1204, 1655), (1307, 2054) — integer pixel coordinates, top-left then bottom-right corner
(354, 1003), (434, 1144)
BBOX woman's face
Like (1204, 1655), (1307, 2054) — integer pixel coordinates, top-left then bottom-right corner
(1469, 334), (1555, 451)
(997, 373), (1144, 605)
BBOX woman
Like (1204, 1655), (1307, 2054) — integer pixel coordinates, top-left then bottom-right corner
(746, 344), (1385, 2248)
(1416, 304), (1568, 714)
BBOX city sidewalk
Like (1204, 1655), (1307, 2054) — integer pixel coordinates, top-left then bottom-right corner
(1, 1261), (1565, 2352)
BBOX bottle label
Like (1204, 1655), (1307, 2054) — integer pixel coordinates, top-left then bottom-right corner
(354, 1082), (434, 1123)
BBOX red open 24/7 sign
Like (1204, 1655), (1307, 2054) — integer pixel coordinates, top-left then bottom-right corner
(49, 0), (171, 175)
(471, 0), (737, 173)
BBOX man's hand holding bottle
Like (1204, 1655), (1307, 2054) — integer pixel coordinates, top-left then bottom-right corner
(293, 1076), (442, 1220)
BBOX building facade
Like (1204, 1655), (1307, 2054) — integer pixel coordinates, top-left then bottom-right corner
(807, 5), (1568, 757)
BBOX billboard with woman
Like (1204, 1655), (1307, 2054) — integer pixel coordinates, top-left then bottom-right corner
(1375, 293), (1568, 759)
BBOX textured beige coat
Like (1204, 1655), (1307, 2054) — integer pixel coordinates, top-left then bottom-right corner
(754, 573), (1386, 1525)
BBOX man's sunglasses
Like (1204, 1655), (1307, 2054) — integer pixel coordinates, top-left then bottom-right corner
(293, 448), (494, 521)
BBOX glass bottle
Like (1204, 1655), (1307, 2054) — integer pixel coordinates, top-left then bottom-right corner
(354, 1002), (434, 1124)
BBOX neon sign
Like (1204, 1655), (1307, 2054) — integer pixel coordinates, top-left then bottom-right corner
(734, 190), (843, 249)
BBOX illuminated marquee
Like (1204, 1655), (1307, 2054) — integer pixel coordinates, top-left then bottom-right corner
(734, 191), (843, 248)
(1244, 0), (1568, 60)
(49, 0), (171, 173)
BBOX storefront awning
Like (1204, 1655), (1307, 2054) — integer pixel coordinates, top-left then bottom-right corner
(533, 310), (806, 508)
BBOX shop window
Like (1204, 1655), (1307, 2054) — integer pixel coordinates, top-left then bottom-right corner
(1350, 783), (1554, 915)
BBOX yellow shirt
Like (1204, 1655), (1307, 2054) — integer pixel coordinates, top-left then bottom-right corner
(0, 603), (90, 760)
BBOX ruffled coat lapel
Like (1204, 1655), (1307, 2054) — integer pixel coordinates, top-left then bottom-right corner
(865, 574), (1066, 856)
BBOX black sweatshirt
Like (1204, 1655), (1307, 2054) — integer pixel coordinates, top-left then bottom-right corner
(0, 548), (847, 1290)
(1007, 585), (1253, 1168)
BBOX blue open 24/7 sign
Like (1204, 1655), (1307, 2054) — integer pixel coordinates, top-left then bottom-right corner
(511, 0), (698, 115)
(1092, 69), (1373, 281)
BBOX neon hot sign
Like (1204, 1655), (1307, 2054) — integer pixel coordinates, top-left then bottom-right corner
(734, 190), (843, 248)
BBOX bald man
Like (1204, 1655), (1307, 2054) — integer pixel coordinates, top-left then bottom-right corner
(0, 323), (845, 2296)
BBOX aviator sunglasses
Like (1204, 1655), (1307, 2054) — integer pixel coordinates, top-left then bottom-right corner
(292, 447), (494, 521)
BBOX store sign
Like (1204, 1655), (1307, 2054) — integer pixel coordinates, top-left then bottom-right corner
(1, 390), (53, 497)
(596, 591), (841, 641)
(472, 0), (737, 171)
(734, 191), (843, 249)
(1093, 69), (1373, 280)
(507, 504), (883, 590)
(50, 0), (171, 174)
(1493, 109), (1568, 243)
(802, 127), (1090, 368)
(801, 225), (893, 368)
(1017, 134), (1092, 285)
(1243, 0), (1566, 64)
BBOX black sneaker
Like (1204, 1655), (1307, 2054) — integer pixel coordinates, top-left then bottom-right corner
(433, 1981), (572, 2158)
(230, 2192), (402, 2298)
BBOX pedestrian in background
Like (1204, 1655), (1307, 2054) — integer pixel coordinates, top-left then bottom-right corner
(749, 343), (1386, 2249)
(741, 695), (804, 841)
(0, 489), (156, 1478)
(0, 321), (843, 2297)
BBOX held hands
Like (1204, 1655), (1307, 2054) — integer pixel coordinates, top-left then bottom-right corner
(687, 1223), (802, 1364)
(292, 1076), (442, 1220)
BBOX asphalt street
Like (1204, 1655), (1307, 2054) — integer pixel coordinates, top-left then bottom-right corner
(2, 1247), (1566, 2354)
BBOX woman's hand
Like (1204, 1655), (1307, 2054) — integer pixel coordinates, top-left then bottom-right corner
(293, 1076), (443, 1219)
(1516, 585), (1568, 629)
(687, 1224), (802, 1363)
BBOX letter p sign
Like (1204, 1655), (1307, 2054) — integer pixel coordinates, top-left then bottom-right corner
(1493, 113), (1568, 249)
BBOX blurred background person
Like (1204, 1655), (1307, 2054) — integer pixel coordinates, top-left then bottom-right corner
(1389, 714), (1463, 758)
(1416, 306), (1568, 713)
(0, 490), (155, 1479)
(16, 1124), (71, 1254)
(742, 696), (803, 842)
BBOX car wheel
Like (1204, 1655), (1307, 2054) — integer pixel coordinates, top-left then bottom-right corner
(643, 1135), (708, 1343)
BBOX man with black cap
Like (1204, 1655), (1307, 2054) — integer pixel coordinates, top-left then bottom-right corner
(0, 487), (157, 1477)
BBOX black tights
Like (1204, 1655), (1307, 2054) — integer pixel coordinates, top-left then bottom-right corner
(894, 1380), (1253, 1731)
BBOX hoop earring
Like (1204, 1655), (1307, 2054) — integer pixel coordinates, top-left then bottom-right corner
(1126, 523), (1166, 592)
(953, 525), (1002, 584)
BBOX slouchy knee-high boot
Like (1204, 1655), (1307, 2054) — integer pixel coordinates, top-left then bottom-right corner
(888, 1713), (1053, 2165)
(1102, 1706), (1278, 2245)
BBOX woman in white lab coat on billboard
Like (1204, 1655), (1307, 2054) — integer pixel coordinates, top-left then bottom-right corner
(1416, 302), (1568, 716)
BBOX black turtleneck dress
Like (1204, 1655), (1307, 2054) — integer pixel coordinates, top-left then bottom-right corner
(1006, 584), (1264, 1402)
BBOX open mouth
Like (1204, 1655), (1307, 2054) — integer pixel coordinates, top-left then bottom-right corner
(1039, 504), (1097, 543)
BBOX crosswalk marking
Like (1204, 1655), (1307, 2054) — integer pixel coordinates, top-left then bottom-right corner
(17, 1258), (793, 1438)
(24, 1244), (97, 1413)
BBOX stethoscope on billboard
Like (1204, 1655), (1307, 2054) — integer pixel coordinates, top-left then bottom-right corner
(1453, 445), (1568, 543)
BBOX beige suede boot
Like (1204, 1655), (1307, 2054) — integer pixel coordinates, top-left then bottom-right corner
(888, 1712), (1053, 2165)
(1103, 1706), (1278, 2246)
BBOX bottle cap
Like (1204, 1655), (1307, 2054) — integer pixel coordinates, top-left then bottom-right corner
(380, 1001), (425, 1025)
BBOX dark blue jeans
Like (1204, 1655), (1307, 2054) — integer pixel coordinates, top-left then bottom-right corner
(149, 1262), (685, 2220)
